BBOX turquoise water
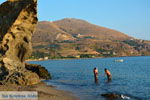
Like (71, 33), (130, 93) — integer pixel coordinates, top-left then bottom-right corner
(30, 56), (150, 100)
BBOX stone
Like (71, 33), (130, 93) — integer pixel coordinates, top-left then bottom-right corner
(101, 93), (131, 100)
(25, 63), (51, 80)
(4, 71), (40, 85)
(0, 0), (41, 85)
(0, 0), (37, 63)
(101, 93), (121, 99)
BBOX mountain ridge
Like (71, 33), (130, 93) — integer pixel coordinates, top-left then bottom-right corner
(31, 18), (150, 59)
(53, 18), (132, 40)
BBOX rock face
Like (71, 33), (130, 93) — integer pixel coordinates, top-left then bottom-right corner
(0, 0), (40, 85)
(25, 63), (51, 80)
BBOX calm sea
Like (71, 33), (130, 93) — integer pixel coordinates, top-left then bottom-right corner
(29, 56), (150, 100)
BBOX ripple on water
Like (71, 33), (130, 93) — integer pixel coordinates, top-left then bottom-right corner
(30, 56), (150, 100)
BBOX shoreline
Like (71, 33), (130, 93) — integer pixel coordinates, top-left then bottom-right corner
(0, 82), (77, 100)
(26, 55), (149, 62)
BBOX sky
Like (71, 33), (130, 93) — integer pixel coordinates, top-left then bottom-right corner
(0, 0), (150, 40)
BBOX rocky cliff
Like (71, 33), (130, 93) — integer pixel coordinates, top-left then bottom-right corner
(0, 0), (49, 85)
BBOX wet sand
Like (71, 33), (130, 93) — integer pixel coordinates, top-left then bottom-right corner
(0, 82), (77, 100)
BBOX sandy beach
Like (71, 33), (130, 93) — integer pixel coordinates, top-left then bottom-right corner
(0, 82), (77, 100)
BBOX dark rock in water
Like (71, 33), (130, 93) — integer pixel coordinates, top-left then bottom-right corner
(25, 63), (52, 80)
(101, 93), (131, 100)
(101, 93), (121, 99)
(0, 0), (42, 85)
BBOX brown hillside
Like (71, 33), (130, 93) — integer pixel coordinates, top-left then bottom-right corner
(33, 18), (132, 45)
(32, 21), (74, 45)
(31, 18), (150, 59)
(54, 18), (132, 40)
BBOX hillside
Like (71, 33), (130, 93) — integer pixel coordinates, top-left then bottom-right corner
(54, 18), (131, 40)
(31, 18), (150, 59)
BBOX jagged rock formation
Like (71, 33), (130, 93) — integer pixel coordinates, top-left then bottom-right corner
(0, 0), (41, 85)
(25, 63), (51, 80)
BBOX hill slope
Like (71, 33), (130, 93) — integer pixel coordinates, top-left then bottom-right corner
(31, 18), (150, 59)
(54, 18), (131, 40)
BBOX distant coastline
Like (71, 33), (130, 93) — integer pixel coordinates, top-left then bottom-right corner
(26, 55), (150, 62)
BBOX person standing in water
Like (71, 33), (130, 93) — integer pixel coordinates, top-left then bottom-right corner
(93, 67), (99, 83)
(104, 68), (112, 81)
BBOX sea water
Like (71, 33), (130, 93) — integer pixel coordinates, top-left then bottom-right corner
(29, 56), (150, 100)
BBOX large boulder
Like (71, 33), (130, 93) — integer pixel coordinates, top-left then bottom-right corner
(0, 0), (41, 85)
(25, 63), (51, 80)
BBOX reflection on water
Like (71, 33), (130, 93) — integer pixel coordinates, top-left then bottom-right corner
(30, 56), (150, 100)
